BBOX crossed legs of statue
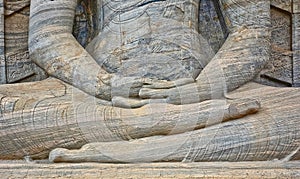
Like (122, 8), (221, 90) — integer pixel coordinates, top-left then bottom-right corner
(49, 83), (300, 162)
(1, 76), (300, 161)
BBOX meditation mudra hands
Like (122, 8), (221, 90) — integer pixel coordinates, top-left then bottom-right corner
(110, 76), (196, 108)
(111, 62), (224, 108)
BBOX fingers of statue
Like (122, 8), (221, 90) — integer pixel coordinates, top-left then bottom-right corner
(139, 88), (170, 99)
(112, 96), (167, 108)
(111, 76), (198, 107)
(198, 98), (261, 128)
(142, 78), (195, 89)
(110, 78), (194, 108)
(111, 76), (191, 99)
(138, 77), (196, 99)
(225, 98), (261, 121)
(140, 82), (202, 105)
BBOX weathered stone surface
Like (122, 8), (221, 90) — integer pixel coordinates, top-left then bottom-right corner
(0, 1), (299, 177)
(250, 1), (300, 87)
(86, 0), (214, 80)
(0, 77), (259, 160)
(4, 0), (30, 16)
(1, 161), (300, 178)
(199, 0), (228, 53)
(73, 0), (101, 47)
(3, 0), (47, 84)
(293, 0), (300, 13)
(271, 0), (292, 13)
(257, 7), (293, 86)
(0, 0), (5, 84)
(293, 13), (300, 86)
(1, 79), (300, 163)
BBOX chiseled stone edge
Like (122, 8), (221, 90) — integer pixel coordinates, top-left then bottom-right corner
(0, 161), (300, 178)
(293, 0), (300, 86)
(0, 0), (5, 84)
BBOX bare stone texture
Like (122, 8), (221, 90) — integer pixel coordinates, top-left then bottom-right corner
(257, 7), (293, 86)
(0, 2), (299, 178)
(86, 0), (214, 80)
(293, 0), (300, 13)
(3, 0), (47, 83)
(0, 1), (5, 84)
(0, 0), (297, 160)
(73, 0), (101, 48)
(293, 12), (300, 86)
(199, 0), (228, 53)
(1, 161), (300, 178)
(271, 0), (292, 12)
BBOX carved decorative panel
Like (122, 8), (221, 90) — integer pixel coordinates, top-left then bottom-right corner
(0, 0), (47, 84)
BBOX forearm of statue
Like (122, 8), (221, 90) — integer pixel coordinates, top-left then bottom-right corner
(28, 0), (113, 100)
(196, 0), (271, 95)
(193, 28), (270, 99)
(28, 0), (168, 102)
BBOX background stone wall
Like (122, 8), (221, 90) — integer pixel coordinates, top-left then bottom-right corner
(255, 0), (300, 87)
(198, 0), (228, 53)
(293, 0), (300, 87)
(0, 0), (47, 84)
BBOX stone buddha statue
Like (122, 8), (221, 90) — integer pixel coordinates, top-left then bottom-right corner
(0, 0), (299, 163)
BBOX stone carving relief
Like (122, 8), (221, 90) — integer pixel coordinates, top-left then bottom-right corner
(0, 0), (299, 167)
